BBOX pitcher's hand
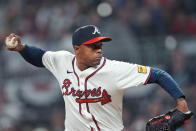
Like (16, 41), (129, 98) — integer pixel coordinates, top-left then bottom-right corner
(4, 33), (25, 51)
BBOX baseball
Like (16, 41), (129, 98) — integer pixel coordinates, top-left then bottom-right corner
(5, 37), (18, 48)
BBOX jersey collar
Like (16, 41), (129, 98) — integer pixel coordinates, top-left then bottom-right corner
(73, 57), (105, 77)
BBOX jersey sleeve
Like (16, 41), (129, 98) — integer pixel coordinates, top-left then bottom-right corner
(42, 51), (58, 75)
(114, 61), (151, 90)
(42, 51), (73, 78)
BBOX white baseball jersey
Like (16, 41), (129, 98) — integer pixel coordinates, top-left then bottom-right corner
(42, 51), (151, 131)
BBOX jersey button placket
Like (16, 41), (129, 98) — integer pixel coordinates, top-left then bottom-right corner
(79, 74), (85, 86)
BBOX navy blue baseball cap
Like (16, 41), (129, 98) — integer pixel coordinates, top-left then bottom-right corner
(72, 25), (112, 46)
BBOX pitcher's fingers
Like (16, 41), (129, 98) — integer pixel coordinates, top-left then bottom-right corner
(12, 36), (18, 43)
(8, 33), (16, 40)
(14, 35), (21, 43)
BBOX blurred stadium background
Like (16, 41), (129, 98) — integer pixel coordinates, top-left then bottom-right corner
(0, 0), (196, 131)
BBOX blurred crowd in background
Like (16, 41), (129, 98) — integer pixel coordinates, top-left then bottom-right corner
(0, 0), (196, 131)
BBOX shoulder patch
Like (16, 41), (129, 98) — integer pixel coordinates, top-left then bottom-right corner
(138, 65), (147, 74)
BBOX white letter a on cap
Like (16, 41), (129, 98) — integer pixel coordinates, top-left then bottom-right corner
(92, 27), (100, 34)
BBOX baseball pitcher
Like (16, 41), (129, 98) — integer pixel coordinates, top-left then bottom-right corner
(4, 25), (193, 131)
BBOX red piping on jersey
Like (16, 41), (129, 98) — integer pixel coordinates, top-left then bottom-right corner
(92, 114), (100, 131)
(79, 103), (82, 115)
(144, 67), (152, 85)
(84, 58), (106, 113)
(72, 57), (106, 131)
(84, 58), (106, 131)
(72, 57), (82, 115)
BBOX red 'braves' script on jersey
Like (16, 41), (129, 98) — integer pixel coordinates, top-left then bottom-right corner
(62, 79), (111, 105)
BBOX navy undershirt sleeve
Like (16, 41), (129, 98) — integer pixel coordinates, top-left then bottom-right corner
(147, 67), (185, 100)
(19, 45), (46, 67)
